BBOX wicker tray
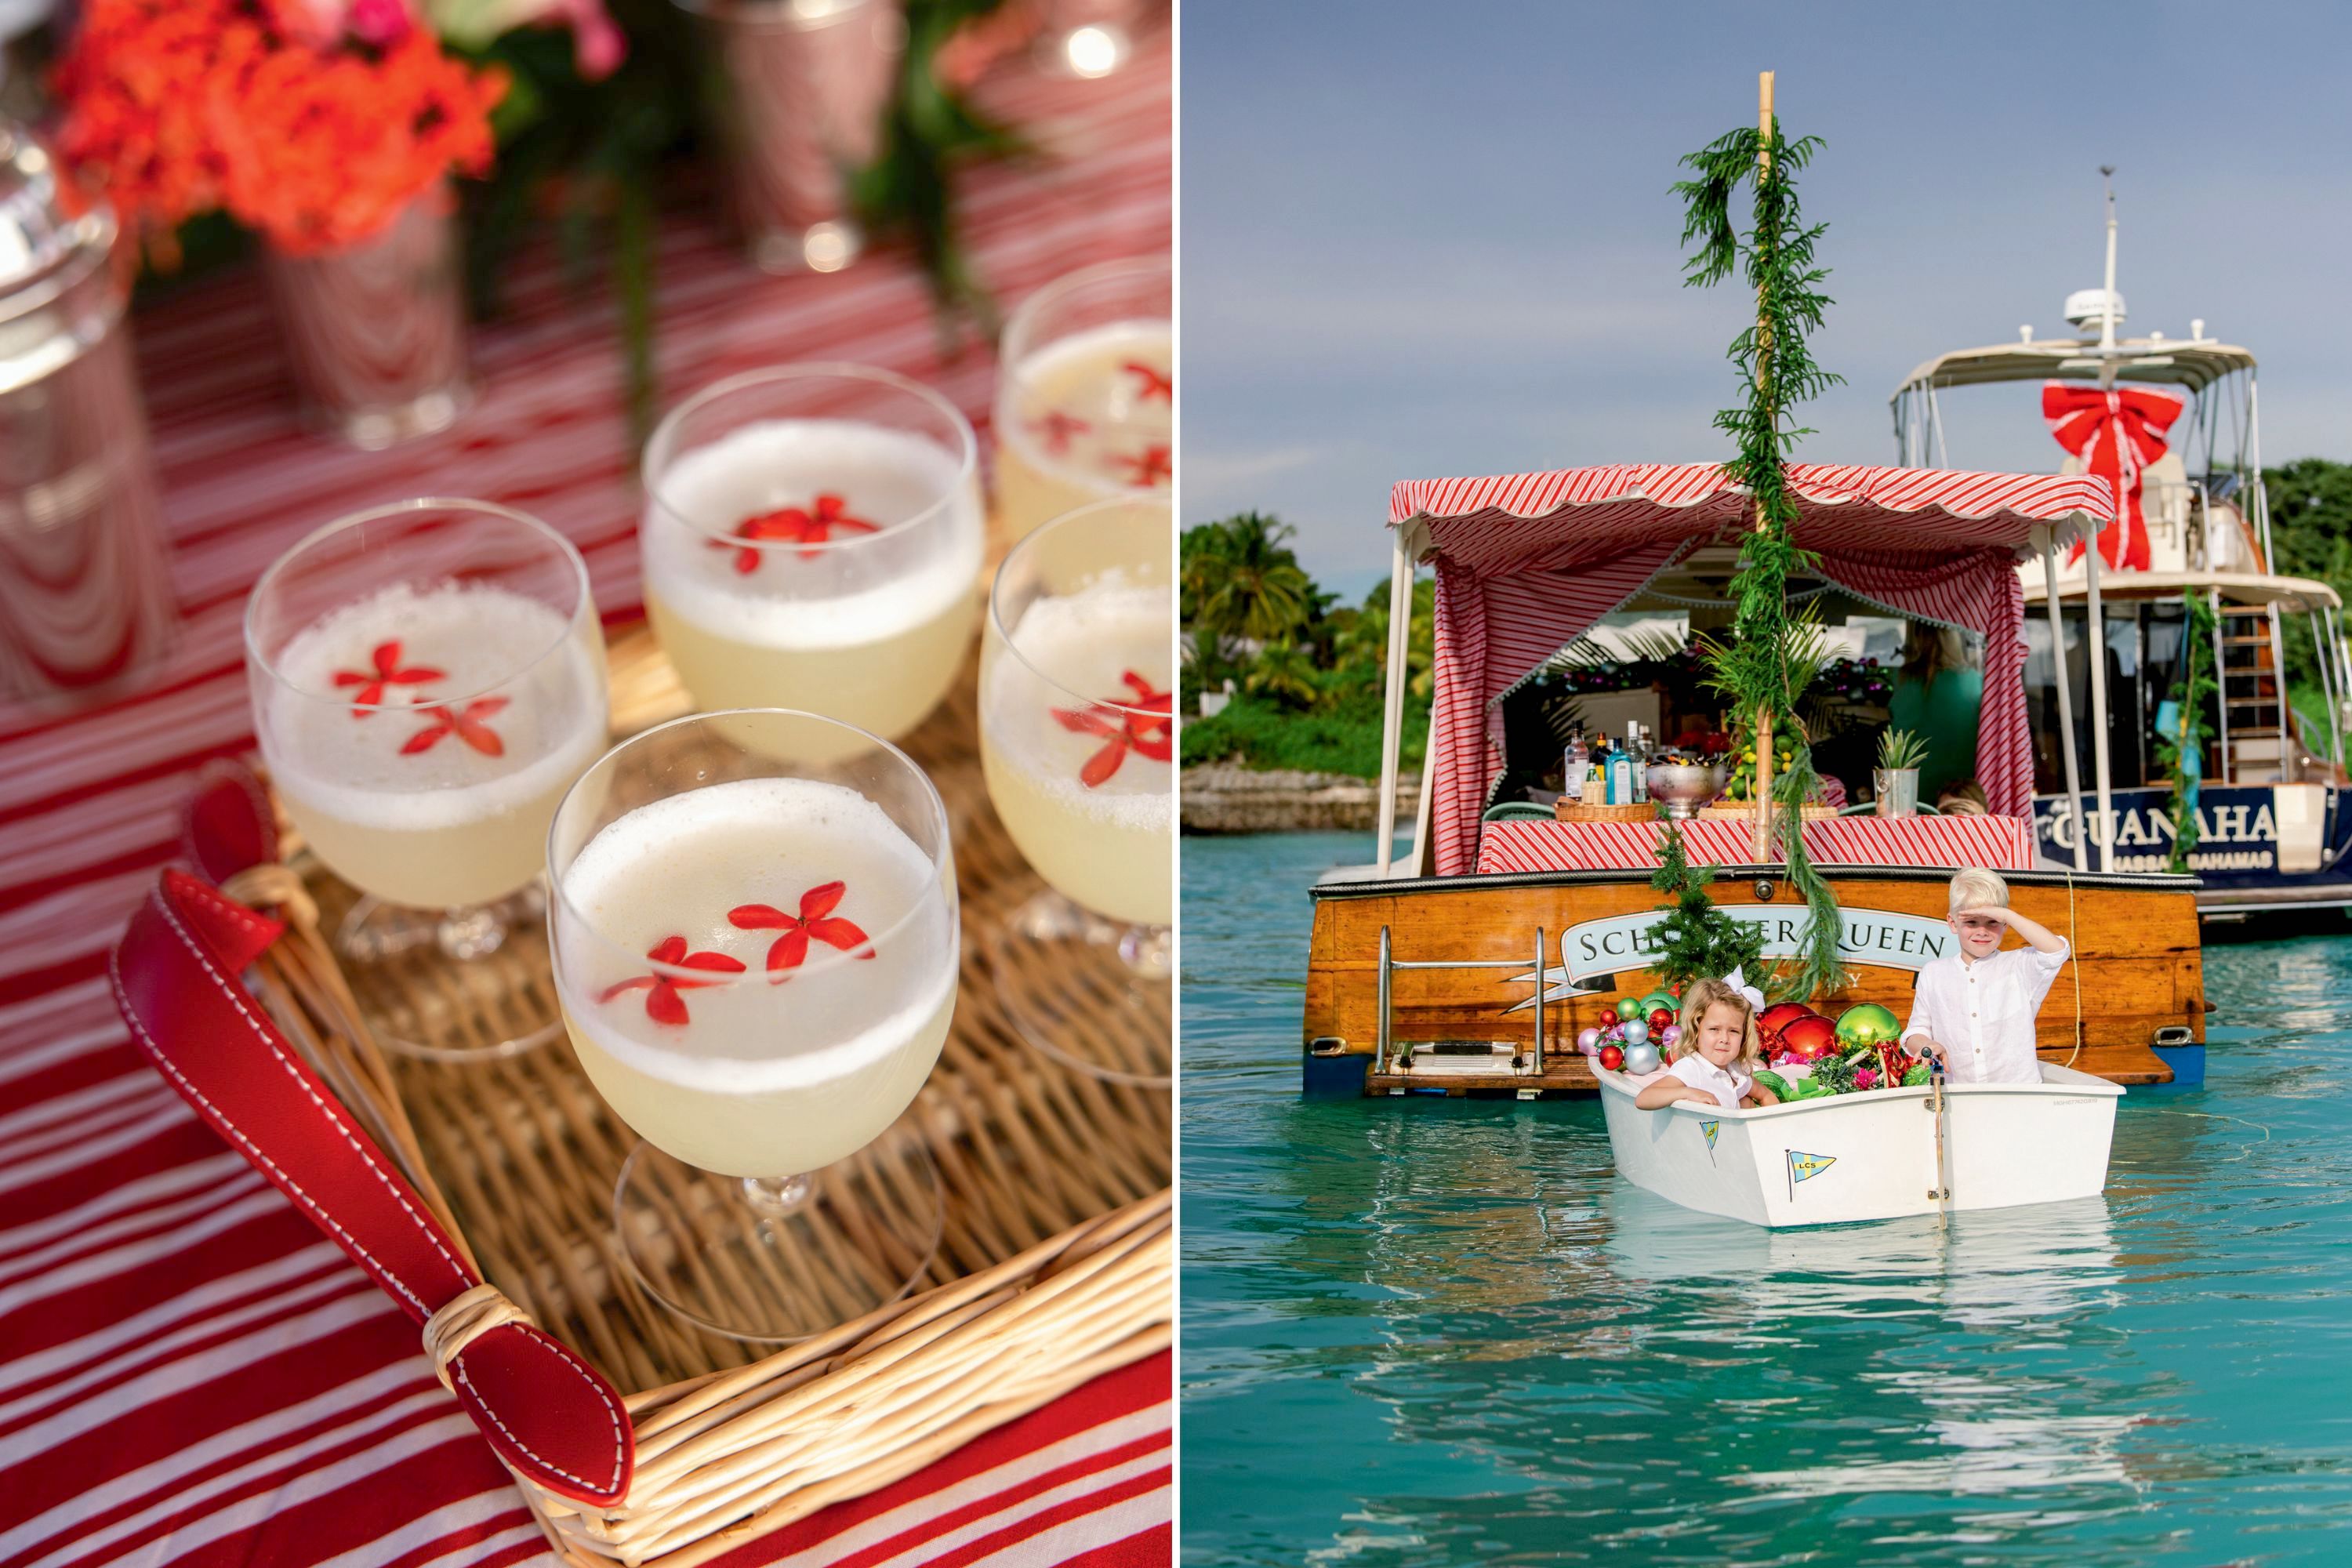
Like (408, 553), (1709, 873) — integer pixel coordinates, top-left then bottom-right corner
(1696, 800), (1842, 821)
(1552, 800), (1659, 822)
(230, 622), (1171, 1565)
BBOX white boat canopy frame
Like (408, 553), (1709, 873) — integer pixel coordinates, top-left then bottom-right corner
(1374, 463), (2114, 879)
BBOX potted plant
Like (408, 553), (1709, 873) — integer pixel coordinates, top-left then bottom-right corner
(1875, 727), (1929, 817)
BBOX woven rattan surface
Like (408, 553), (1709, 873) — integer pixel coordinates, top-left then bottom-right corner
(240, 621), (1172, 1563)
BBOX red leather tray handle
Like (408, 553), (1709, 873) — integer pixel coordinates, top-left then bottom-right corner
(107, 766), (633, 1508)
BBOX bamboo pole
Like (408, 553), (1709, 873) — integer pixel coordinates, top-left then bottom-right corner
(1750, 70), (1777, 862)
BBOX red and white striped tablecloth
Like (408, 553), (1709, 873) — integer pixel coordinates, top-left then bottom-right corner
(0, 35), (1170, 1568)
(1475, 815), (2037, 875)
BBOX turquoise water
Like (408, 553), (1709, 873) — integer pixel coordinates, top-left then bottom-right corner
(1180, 833), (2352, 1566)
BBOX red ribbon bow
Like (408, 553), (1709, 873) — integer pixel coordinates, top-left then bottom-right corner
(2042, 382), (2184, 572)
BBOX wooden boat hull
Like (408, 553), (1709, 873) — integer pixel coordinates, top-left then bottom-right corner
(1595, 1062), (2122, 1227)
(1301, 864), (2205, 1095)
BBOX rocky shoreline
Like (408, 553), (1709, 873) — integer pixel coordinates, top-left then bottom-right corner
(1181, 763), (1421, 834)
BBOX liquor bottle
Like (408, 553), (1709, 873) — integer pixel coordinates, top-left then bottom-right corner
(1562, 728), (1588, 804)
(1608, 735), (1632, 805)
(1628, 722), (1650, 804)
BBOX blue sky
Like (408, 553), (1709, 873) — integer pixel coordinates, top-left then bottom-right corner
(1181, 1), (2352, 591)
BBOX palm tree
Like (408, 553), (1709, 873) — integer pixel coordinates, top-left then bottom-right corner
(1242, 637), (1324, 710)
(1334, 575), (1435, 698)
(1181, 513), (1315, 652)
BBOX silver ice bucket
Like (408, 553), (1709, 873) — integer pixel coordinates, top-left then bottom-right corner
(1646, 761), (1727, 820)
(0, 119), (176, 711)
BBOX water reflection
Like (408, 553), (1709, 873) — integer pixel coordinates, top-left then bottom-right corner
(1181, 837), (2352, 1567)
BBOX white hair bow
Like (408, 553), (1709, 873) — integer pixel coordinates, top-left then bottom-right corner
(1722, 967), (1766, 1011)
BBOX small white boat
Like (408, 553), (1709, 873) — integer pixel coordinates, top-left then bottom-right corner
(1595, 1064), (2123, 1227)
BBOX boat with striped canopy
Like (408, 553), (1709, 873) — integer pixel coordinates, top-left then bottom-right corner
(1299, 460), (2208, 1102)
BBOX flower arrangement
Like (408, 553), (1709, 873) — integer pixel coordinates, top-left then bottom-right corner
(50, 0), (615, 259)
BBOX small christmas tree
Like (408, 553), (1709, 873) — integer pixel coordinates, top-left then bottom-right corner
(1646, 821), (1766, 993)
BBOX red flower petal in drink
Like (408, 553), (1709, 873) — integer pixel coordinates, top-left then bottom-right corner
(1115, 444), (1172, 488)
(729, 880), (875, 976)
(330, 639), (445, 716)
(597, 935), (746, 1025)
(400, 696), (510, 757)
(713, 494), (882, 572)
(1029, 408), (1092, 455)
(1122, 361), (1172, 403)
(1049, 672), (1174, 786)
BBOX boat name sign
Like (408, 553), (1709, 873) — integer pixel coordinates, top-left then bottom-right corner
(1513, 905), (1952, 1006)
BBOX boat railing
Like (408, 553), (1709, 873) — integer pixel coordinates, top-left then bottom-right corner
(1374, 924), (1552, 1078)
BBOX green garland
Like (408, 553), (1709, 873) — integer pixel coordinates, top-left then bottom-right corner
(852, 0), (1027, 338)
(1671, 113), (1850, 1002)
(2156, 591), (2220, 872)
(1647, 821), (1767, 993)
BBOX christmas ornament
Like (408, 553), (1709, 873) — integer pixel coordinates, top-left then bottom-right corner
(1576, 1025), (1602, 1055)
(1614, 997), (1642, 1021)
(1661, 1023), (1683, 1049)
(1622, 1040), (1661, 1076)
(1834, 1003), (1902, 1049)
(1639, 991), (1678, 1018)
(1647, 1007), (1675, 1034)
(1777, 1014), (1838, 1062)
(1621, 1018), (1650, 1047)
(1597, 1044), (1625, 1072)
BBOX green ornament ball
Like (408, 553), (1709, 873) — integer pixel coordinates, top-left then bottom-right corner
(1615, 997), (1642, 1021)
(1835, 1003), (1902, 1049)
(1639, 991), (1678, 1018)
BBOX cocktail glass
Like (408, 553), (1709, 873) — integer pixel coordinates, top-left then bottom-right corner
(993, 256), (1171, 545)
(641, 365), (983, 751)
(547, 708), (957, 1342)
(244, 499), (608, 1056)
(979, 495), (1172, 1085)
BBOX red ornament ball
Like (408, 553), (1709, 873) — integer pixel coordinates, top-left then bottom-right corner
(1648, 1007), (1674, 1033)
(1776, 1014), (1838, 1062)
(1597, 1044), (1625, 1072)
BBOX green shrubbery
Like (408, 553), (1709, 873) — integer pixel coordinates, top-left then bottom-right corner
(1181, 512), (1433, 779)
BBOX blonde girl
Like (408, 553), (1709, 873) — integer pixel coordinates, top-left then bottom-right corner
(1633, 970), (1780, 1109)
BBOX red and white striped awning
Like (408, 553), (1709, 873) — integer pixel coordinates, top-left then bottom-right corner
(1397, 462), (2114, 878)
(1389, 461), (2114, 568)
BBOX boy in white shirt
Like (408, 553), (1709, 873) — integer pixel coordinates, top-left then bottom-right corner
(1903, 867), (2069, 1086)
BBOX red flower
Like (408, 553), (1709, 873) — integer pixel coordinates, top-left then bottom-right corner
(1029, 408), (1092, 456)
(713, 493), (882, 572)
(1052, 670), (1174, 787)
(729, 883), (874, 975)
(50, 0), (506, 257)
(1122, 362), (1172, 404)
(332, 639), (444, 716)
(400, 696), (509, 757)
(598, 935), (746, 1026)
(1115, 444), (1172, 488)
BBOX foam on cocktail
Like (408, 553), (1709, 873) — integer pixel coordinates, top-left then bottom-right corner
(557, 776), (951, 1083)
(995, 322), (1172, 544)
(643, 419), (981, 649)
(261, 580), (608, 906)
(982, 577), (1171, 926)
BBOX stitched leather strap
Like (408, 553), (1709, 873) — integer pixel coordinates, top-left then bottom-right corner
(110, 764), (633, 1507)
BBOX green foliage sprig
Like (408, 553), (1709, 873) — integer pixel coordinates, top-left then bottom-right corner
(2155, 590), (2219, 872)
(852, 0), (1026, 337)
(1646, 822), (1766, 993)
(1671, 108), (1849, 1003)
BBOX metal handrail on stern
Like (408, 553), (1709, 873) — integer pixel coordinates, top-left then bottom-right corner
(1374, 924), (1551, 1079)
